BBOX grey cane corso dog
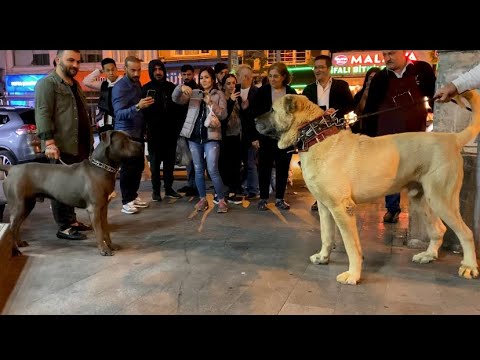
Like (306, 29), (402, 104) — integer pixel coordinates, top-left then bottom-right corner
(0, 130), (144, 256)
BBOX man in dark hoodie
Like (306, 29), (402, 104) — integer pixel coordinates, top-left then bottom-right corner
(142, 59), (183, 201)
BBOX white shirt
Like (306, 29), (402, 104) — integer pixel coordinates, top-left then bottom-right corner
(452, 63), (480, 94)
(240, 87), (249, 102)
(316, 77), (332, 109)
(387, 60), (414, 79)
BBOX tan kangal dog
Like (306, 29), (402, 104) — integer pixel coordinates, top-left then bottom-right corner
(255, 91), (480, 285)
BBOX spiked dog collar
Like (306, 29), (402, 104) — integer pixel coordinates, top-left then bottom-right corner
(89, 157), (118, 173)
(296, 113), (347, 152)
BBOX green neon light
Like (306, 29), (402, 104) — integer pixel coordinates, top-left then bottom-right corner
(287, 66), (313, 72)
(291, 84), (307, 88)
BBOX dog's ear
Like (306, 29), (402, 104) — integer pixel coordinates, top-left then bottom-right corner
(101, 130), (112, 146)
(283, 95), (297, 114)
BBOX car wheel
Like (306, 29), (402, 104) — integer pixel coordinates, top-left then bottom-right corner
(0, 150), (17, 180)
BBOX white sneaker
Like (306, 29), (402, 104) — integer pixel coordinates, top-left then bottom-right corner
(122, 202), (139, 214)
(133, 197), (148, 208)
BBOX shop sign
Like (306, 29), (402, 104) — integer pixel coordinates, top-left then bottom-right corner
(5, 74), (47, 93)
(331, 51), (418, 77)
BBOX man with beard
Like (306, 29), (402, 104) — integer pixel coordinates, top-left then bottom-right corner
(111, 56), (154, 214)
(35, 50), (94, 240)
(142, 59), (183, 201)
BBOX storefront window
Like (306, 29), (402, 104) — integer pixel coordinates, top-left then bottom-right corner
(80, 50), (102, 63)
(13, 50), (50, 66)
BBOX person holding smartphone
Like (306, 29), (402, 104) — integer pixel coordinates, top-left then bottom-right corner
(218, 73), (243, 205)
(172, 66), (228, 213)
(142, 59), (184, 201)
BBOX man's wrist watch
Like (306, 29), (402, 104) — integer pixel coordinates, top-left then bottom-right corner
(135, 104), (141, 111)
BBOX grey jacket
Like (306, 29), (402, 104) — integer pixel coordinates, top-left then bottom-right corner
(35, 71), (93, 155)
(172, 85), (227, 141)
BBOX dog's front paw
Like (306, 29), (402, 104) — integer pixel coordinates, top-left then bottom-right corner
(336, 271), (360, 285)
(458, 264), (479, 279)
(99, 247), (114, 256)
(310, 252), (329, 265)
(412, 251), (437, 264)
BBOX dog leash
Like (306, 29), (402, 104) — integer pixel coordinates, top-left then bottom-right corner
(353, 97), (432, 121)
(450, 99), (472, 112)
(48, 157), (68, 165)
(357, 96), (471, 121)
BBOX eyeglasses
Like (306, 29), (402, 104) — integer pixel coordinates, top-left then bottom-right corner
(314, 65), (328, 70)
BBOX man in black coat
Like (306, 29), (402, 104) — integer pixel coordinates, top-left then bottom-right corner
(302, 55), (355, 211)
(363, 50), (436, 223)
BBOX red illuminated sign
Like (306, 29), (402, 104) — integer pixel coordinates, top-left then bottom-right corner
(332, 51), (418, 67)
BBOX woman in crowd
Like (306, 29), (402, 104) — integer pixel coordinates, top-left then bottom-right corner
(253, 62), (297, 211)
(351, 67), (381, 134)
(172, 67), (228, 213)
(218, 73), (244, 204)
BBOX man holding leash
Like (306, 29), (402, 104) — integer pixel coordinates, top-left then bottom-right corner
(363, 50), (436, 223)
(435, 63), (480, 102)
(35, 50), (94, 240)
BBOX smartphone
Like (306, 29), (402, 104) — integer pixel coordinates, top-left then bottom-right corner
(235, 84), (241, 93)
(146, 89), (156, 98)
(191, 89), (204, 99)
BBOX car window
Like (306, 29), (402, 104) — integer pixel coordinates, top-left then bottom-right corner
(18, 109), (35, 125)
(0, 114), (9, 126)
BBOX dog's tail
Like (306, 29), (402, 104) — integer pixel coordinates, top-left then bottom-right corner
(456, 89), (480, 148)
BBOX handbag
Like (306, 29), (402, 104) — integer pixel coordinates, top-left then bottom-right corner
(204, 104), (221, 128)
(175, 136), (192, 166)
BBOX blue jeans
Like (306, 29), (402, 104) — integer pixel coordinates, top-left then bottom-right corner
(385, 193), (401, 213)
(188, 140), (226, 198)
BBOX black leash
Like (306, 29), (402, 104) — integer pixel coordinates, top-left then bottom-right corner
(450, 99), (472, 112)
(355, 96), (471, 122)
(354, 97), (431, 121)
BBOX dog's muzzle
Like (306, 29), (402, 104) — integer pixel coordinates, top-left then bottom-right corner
(255, 111), (280, 139)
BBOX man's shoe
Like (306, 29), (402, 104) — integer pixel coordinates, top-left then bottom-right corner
(152, 193), (162, 202)
(177, 185), (192, 193)
(56, 228), (87, 240)
(122, 202), (139, 214)
(246, 193), (259, 200)
(227, 195), (243, 205)
(258, 199), (268, 211)
(311, 201), (318, 211)
(133, 197), (148, 208)
(383, 210), (401, 223)
(165, 189), (182, 199)
(233, 187), (245, 196)
(275, 199), (290, 210)
(71, 222), (92, 231)
(212, 195), (220, 205)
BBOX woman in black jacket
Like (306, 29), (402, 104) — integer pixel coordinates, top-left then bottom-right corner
(253, 62), (297, 211)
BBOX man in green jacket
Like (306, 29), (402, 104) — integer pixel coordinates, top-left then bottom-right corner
(35, 50), (94, 241)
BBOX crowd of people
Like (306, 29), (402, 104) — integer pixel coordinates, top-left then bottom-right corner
(35, 50), (469, 240)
